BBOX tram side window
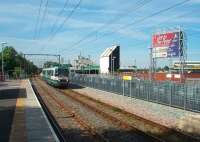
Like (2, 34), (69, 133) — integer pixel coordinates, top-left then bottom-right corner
(43, 70), (46, 76)
(51, 70), (54, 76)
(55, 69), (58, 76)
(47, 70), (52, 76)
(58, 68), (69, 76)
(49, 70), (53, 76)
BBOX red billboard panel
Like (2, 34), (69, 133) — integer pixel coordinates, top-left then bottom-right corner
(152, 32), (181, 58)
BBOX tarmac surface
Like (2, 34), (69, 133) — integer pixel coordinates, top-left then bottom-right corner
(0, 80), (21, 142)
(0, 80), (59, 142)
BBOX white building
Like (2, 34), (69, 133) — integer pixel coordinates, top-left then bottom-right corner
(100, 45), (120, 74)
(73, 55), (93, 70)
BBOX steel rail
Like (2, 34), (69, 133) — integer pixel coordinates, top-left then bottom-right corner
(31, 78), (67, 142)
(34, 78), (109, 142)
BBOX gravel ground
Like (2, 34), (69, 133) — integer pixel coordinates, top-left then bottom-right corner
(33, 80), (95, 142)
(35, 79), (157, 142)
(71, 85), (200, 135)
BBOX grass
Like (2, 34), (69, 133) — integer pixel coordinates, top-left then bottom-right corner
(111, 107), (122, 112)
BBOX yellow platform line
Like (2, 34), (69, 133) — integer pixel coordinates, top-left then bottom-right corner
(9, 97), (27, 142)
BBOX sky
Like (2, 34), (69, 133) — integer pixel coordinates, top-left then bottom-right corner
(0, 0), (200, 68)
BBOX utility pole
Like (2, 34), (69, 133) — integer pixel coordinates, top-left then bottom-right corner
(58, 55), (61, 66)
(134, 59), (137, 77)
(110, 51), (112, 75)
(1, 42), (7, 80)
(88, 55), (91, 75)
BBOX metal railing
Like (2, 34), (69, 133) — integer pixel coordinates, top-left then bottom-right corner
(0, 74), (29, 81)
(0, 75), (10, 81)
(69, 74), (200, 112)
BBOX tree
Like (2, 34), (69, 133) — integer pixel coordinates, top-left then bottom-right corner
(163, 66), (169, 71)
(0, 46), (38, 77)
(43, 61), (59, 68)
(0, 46), (17, 72)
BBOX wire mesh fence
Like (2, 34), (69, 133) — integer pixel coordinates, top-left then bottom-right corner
(69, 74), (200, 112)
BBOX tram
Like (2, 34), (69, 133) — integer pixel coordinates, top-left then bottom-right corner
(41, 66), (69, 87)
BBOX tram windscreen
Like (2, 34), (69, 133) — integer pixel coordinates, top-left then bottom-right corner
(55, 68), (69, 77)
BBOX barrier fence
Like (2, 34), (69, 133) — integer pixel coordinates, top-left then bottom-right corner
(0, 75), (10, 81)
(69, 74), (200, 112)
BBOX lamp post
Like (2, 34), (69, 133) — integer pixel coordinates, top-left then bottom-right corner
(1, 42), (7, 79)
(134, 59), (137, 77)
(110, 50), (112, 74)
(112, 56), (116, 75)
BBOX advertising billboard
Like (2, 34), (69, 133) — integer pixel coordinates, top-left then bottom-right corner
(152, 32), (182, 58)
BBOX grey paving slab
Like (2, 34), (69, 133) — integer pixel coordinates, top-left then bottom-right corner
(23, 80), (59, 142)
(0, 80), (21, 90)
(28, 138), (56, 142)
(26, 122), (51, 131)
(0, 106), (15, 142)
(0, 80), (20, 142)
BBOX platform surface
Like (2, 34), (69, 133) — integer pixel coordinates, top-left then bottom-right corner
(0, 80), (59, 142)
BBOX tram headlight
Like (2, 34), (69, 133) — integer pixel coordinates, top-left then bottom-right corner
(54, 77), (59, 80)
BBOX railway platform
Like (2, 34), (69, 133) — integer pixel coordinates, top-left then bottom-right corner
(70, 84), (200, 139)
(0, 80), (59, 142)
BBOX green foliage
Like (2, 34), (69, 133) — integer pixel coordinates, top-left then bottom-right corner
(43, 61), (59, 68)
(163, 66), (169, 71)
(0, 46), (38, 77)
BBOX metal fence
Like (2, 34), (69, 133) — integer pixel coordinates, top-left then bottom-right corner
(69, 74), (200, 112)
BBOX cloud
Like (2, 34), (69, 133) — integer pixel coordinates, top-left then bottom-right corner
(115, 29), (148, 40)
(0, 1), (199, 66)
(190, 0), (200, 4)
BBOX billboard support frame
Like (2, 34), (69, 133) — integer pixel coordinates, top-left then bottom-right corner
(149, 27), (187, 82)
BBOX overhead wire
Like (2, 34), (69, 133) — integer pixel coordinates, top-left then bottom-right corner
(39, 0), (82, 54)
(27, 0), (44, 54)
(48, 0), (70, 36)
(33, 0), (43, 39)
(97, 0), (191, 41)
(64, 0), (191, 55)
(86, 5), (198, 59)
(49, 0), (82, 41)
(60, 0), (153, 53)
(119, 0), (191, 31)
(37, 0), (49, 39)
(40, 0), (151, 54)
(38, 0), (71, 54)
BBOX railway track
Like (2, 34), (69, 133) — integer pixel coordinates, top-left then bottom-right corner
(59, 88), (199, 142)
(31, 83), (67, 142)
(32, 78), (108, 142)
(31, 77), (198, 142)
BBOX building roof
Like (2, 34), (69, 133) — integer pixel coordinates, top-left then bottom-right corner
(83, 64), (100, 70)
(173, 61), (200, 64)
(100, 45), (119, 57)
